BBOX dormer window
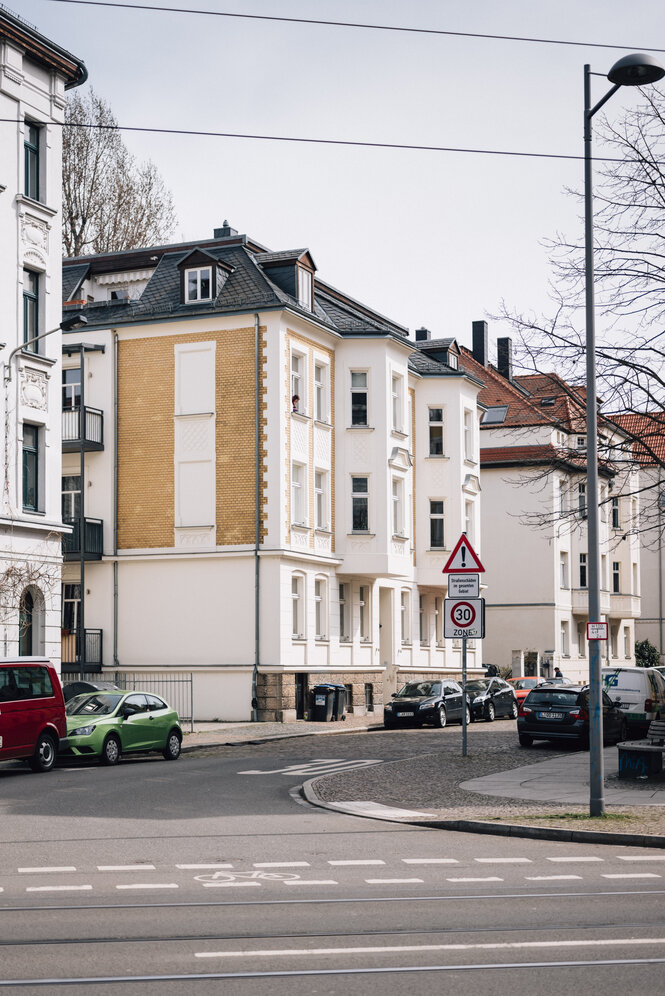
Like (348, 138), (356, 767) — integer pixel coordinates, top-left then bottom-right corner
(186, 267), (212, 303)
(297, 266), (313, 310)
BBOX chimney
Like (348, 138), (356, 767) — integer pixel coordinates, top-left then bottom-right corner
(472, 320), (488, 366)
(415, 327), (431, 342)
(497, 337), (513, 381)
(214, 220), (238, 238)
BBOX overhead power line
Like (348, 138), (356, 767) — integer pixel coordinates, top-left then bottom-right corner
(38, 0), (665, 55)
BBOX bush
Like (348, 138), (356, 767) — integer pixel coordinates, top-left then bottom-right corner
(635, 639), (660, 668)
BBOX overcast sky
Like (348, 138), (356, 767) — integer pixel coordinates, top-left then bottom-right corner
(16, 0), (665, 355)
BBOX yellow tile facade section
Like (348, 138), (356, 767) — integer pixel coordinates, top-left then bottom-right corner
(117, 326), (266, 550)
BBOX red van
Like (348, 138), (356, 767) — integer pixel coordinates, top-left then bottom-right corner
(0, 659), (67, 772)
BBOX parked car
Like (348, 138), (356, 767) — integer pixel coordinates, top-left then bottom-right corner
(518, 683), (626, 748)
(0, 658), (67, 772)
(541, 676), (574, 685)
(62, 691), (182, 765)
(384, 680), (470, 729)
(507, 677), (546, 703)
(466, 677), (518, 722)
(602, 666), (665, 738)
(62, 679), (120, 702)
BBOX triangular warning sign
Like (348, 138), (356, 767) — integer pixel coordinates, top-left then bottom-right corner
(442, 533), (485, 574)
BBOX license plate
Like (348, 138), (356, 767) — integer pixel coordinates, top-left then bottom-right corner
(397, 711), (415, 717)
(539, 711), (564, 720)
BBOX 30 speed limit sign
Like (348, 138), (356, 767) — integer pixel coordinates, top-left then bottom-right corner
(443, 597), (485, 639)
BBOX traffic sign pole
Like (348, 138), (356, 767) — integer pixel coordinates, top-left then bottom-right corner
(462, 636), (468, 757)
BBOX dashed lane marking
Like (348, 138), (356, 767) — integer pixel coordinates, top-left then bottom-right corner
(25, 885), (92, 892)
(526, 875), (583, 881)
(98, 864), (156, 872)
(475, 858), (532, 864)
(253, 862), (310, 868)
(546, 856), (604, 863)
(402, 858), (459, 865)
(602, 873), (661, 880)
(365, 878), (424, 885)
(18, 867), (76, 874)
(176, 864), (234, 870)
(115, 883), (179, 890)
(446, 877), (504, 883)
(618, 855), (665, 861)
(282, 880), (339, 887)
(329, 860), (386, 866)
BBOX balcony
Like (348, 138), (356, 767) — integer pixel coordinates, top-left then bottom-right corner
(62, 406), (104, 452)
(63, 517), (103, 560)
(61, 629), (103, 672)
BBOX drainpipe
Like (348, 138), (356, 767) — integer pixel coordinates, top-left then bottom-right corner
(252, 313), (261, 721)
(113, 332), (119, 670)
(78, 348), (86, 680)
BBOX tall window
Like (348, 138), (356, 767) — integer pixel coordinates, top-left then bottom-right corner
(624, 627), (631, 658)
(61, 475), (81, 520)
(560, 552), (569, 588)
(578, 482), (587, 519)
(578, 621), (586, 657)
(601, 554), (607, 589)
(22, 425), (39, 512)
(464, 409), (474, 459)
(391, 375), (402, 432)
(62, 368), (81, 409)
(579, 553), (587, 588)
(465, 500), (474, 542)
(314, 578), (327, 639)
(359, 585), (369, 641)
(612, 561), (621, 594)
(24, 122), (40, 201)
(611, 497), (620, 529)
(62, 583), (80, 634)
(400, 590), (410, 645)
(23, 269), (39, 349)
(291, 575), (304, 638)
(314, 363), (328, 422)
(291, 463), (305, 525)
(351, 476), (369, 532)
(351, 372), (368, 426)
(392, 478), (403, 535)
(435, 596), (443, 645)
(429, 500), (444, 548)
(185, 266), (212, 302)
(560, 620), (569, 657)
(297, 266), (312, 310)
(428, 408), (443, 455)
(291, 353), (304, 408)
(339, 583), (349, 641)
(315, 471), (328, 530)
(419, 595), (427, 645)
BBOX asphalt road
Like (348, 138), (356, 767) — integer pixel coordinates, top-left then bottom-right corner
(1, 728), (664, 993)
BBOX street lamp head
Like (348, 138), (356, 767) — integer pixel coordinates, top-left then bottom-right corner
(607, 52), (665, 87)
(60, 313), (88, 332)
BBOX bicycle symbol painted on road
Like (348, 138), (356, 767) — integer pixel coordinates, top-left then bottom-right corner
(195, 869), (302, 886)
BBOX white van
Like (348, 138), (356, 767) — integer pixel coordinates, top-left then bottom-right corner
(602, 666), (665, 738)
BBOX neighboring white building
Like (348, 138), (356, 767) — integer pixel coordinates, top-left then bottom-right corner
(461, 323), (641, 683)
(0, 9), (86, 663)
(60, 225), (485, 720)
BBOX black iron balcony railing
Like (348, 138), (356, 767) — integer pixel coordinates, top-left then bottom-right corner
(63, 517), (103, 560)
(61, 628), (103, 672)
(62, 406), (104, 452)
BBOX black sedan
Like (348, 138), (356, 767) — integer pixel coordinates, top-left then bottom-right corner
(466, 677), (518, 722)
(384, 680), (470, 729)
(518, 683), (627, 748)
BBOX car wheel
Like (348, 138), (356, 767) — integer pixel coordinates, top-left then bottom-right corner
(163, 729), (182, 760)
(28, 733), (56, 772)
(464, 706), (471, 725)
(435, 705), (447, 729)
(508, 700), (519, 720)
(101, 734), (121, 766)
(518, 733), (533, 747)
(485, 702), (495, 722)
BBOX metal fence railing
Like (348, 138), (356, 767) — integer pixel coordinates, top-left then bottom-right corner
(63, 671), (194, 732)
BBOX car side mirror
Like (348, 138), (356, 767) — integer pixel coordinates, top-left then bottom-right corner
(391, 693), (397, 698)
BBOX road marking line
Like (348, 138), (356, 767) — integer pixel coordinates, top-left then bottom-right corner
(474, 858), (532, 864)
(364, 878), (424, 885)
(328, 860), (386, 866)
(253, 862), (310, 868)
(446, 877), (504, 883)
(618, 855), (665, 861)
(115, 883), (179, 890)
(602, 873), (661, 880)
(99, 865), (156, 872)
(526, 875), (583, 881)
(18, 866), (76, 874)
(201, 881), (261, 888)
(546, 856), (603, 863)
(26, 885), (92, 892)
(194, 937), (665, 959)
(402, 858), (459, 864)
(176, 864), (234, 870)
(282, 880), (339, 886)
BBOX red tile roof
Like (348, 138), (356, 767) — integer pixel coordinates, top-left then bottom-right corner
(612, 412), (665, 466)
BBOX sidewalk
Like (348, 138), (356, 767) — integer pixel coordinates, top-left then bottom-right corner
(181, 718), (665, 846)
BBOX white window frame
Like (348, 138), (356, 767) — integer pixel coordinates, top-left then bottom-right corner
(315, 470), (328, 530)
(560, 620), (569, 657)
(580, 552), (587, 588)
(185, 266), (212, 303)
(351, 476), (369, 532)
(419, 595), (427, 645)
(464, 409), (474, 460)
(578, 621), (586, 657)
(391, 374), (403, 432)
(624, 627), (631, 658)
(428, 407), (444, 456)
(314, 577), (327, 640)
(359, 585), (370, 642)
(429, 499), (444, 549)
(314, 362), (329, 422)
(351, 371), (368, 426)
(392, 477), (404, 536)
(578, 482), (587, 519)
(400, 590), (411, 645)
(611, 497), (620, 530)
(291, 351), (305, 411)
(435, 596), (443, 646)
(560, 552), (569, 589)
(339, 583), (349, 642)
(612, 561), (621, 594)
(291, 574), (304, 639)
(464, 500), (474, 543)
(291, 462), (306, 525)
(297, 266), (312, 310)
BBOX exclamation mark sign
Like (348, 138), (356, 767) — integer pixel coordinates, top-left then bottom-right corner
(460, 545), (467, 567)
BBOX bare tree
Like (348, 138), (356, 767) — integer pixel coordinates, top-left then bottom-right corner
(63, 88), (177, 257)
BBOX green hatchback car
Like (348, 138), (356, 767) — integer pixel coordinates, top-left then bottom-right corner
(63, 691), (182, 765)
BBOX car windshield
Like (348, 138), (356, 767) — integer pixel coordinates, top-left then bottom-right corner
(66, 692), (124, 716)
(396, 681), (442, 698)
(512, 678), (538, 689)
(526, 689), (581, 707)
(466, 680), (490, 692)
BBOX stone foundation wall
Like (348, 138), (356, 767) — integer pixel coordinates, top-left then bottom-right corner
(256, 671), (385, 722)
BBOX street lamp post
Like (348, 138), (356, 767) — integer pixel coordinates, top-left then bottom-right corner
(3, 314), (88, 382)
(584, 54), (664, 817)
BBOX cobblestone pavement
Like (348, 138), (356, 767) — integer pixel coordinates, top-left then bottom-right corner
(181, 718), (665, 839)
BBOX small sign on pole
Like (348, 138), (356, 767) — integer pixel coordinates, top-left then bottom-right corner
(448, 573), (479, 598)
(444, 597), (485, 640)
(587, 622), (608, 641)
(442, 533), (485, 574)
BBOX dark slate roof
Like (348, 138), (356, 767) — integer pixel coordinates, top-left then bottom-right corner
(62, 263), (90, 303)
